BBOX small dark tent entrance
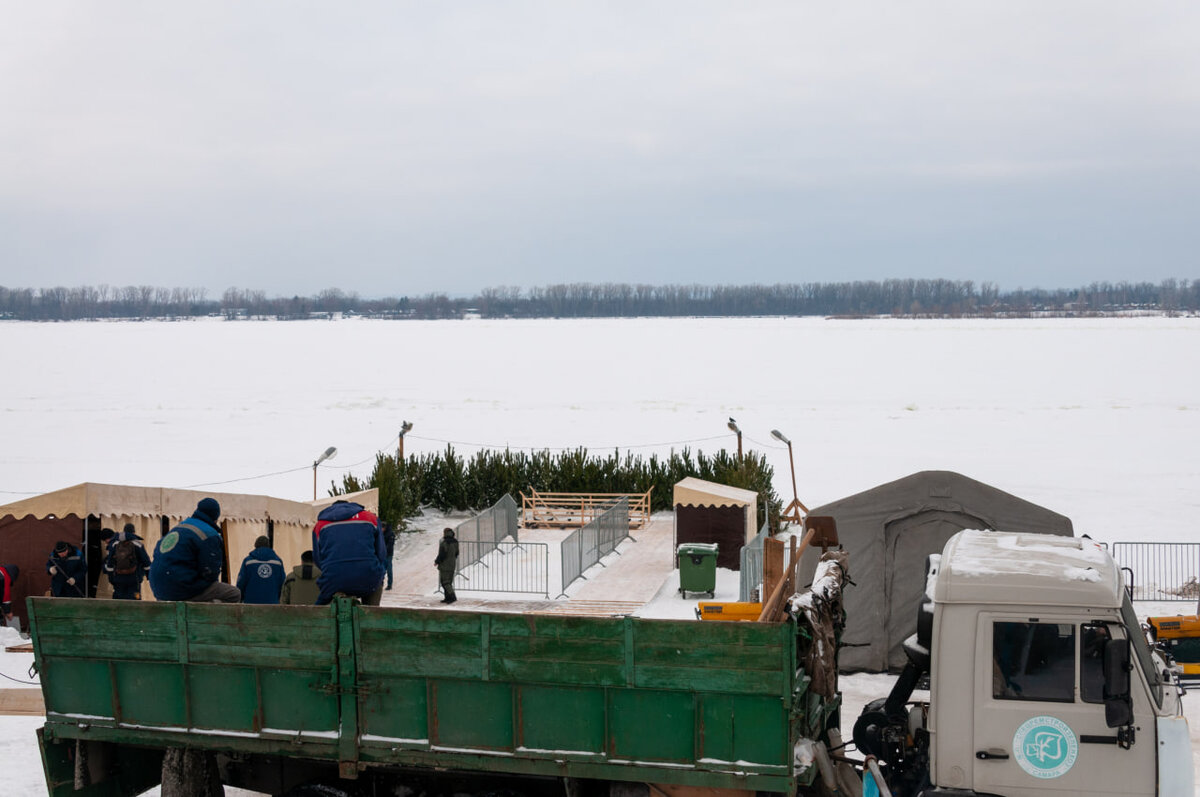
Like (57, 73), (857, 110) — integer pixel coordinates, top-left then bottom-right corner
(797, 470), (1073, 672)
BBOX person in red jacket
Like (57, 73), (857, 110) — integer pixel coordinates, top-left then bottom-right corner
(312, 500), (386, 606)
(0, 564), (20, 625)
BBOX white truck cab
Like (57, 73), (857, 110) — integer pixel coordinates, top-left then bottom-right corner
(853, 529), (1192, 797)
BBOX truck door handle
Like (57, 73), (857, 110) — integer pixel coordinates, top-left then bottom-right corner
(976, 749), (1010, 760)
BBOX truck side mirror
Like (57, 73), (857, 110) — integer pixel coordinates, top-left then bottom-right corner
(1103, 637), (1133, 729)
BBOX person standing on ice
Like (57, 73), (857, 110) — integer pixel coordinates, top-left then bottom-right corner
(149, 498), (241, 603)
(382, 520), (396, 590)
(435, 527), (459, 604)
(236, 536), (286, 604)
(46, 541), (87, 597)
(312, 500), (386, 606)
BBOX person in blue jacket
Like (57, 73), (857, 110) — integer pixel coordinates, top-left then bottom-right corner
(46, 541), (87, 598)
(149, 498), (241, 603)
(104, 523), (152, 600)
(236, 536), (285, 604)
(312, 500), (386, 606)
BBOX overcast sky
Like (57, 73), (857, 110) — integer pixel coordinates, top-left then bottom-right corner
(2, 2), (1197, 297)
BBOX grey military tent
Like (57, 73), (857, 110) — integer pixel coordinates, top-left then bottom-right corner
(796, 470), (1073, 672)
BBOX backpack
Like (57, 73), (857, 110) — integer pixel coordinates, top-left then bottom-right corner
(112, 540), (140, 576)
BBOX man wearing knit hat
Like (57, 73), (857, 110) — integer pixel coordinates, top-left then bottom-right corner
(149, 497), (241, 603)
(46, 540), (87, 598)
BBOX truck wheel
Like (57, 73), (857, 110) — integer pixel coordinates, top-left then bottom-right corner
(161, 748), (224, 797)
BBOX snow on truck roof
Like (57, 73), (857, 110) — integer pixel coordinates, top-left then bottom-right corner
(935, 529), (1123, 609)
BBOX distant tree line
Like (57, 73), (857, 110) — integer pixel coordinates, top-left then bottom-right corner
(1, 278), (1197, 321)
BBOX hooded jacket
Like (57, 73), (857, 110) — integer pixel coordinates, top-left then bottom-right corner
(236, 546), (286, 605)
(435, 533), (459, 577)
(148, 515), (226, 601)
(281, 561), (322, 605)
(46, 545), (88, 597)
(312, 501), (385, 605)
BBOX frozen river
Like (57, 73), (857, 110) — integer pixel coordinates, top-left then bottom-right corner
(2, 315), (1198, 543)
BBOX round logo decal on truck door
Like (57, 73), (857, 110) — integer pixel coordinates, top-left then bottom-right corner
(1012, 715), (1078, 779)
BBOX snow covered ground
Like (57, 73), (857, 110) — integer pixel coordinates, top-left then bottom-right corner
(2, 316), (1198, 544)
(1, 315), (1198, 792)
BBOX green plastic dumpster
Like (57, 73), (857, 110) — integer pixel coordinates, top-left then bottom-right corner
(677, 542), (719, 598)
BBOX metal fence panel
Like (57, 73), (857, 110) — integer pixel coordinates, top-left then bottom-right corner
(739, 518), (771, 603)
(560, 531), (583, 594)
(559, 498), (630, 597)
(454, 541), (549, 599)
(455, 494), (520, 572)
(1111, 542), (1200, 602)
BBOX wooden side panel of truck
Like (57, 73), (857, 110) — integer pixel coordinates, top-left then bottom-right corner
(30, 597), (833, 795)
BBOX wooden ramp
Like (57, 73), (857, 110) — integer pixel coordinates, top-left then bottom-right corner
(0, 689), (44, 715)
(531, 600), (643, 617)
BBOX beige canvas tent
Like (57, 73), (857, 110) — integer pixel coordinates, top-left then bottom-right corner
(0, 483), (378, 603)
(673, 477), (759, 570)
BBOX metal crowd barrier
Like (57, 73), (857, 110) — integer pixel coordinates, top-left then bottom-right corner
(1111, 541), (1200, 602)
(454, 541), (550, 599)
(558, 498), (630, 597)
(739, 518), (771, 602)
(454, 494), (520, 572)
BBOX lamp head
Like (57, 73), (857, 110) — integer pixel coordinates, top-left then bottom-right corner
(400, 420), (413, 436)
(727, 419), (740, 434)
(314, 446), (337, 466)
(770, 429), (791, 445)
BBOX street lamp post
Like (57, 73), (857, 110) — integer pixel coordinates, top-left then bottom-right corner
(398, 420), (413, 462)
(727, 418), (743, 460)
(313, 446), (337, 501)
(771, 429), (808, 526)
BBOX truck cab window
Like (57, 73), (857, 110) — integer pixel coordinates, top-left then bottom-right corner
(1080, 623), (1109, 703)
(992, 621), (1075, 702)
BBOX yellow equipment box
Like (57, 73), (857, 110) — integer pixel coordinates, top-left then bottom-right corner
(697, 601), (762, 622)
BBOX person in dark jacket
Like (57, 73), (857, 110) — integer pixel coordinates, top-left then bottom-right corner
(47, 541), (88, 598)
(0, 564), (20, 624)
(149, 498), (241, 603)
(435, 527), (459, 604)
(382, 521), (396, 590)
(280, 550), (322, 605)
(104, 523), (152, 600)
(312, 500), (386, 606)
(236, 536), (286, 604)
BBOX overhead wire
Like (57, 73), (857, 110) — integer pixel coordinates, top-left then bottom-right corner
(0, 670), (39, 687)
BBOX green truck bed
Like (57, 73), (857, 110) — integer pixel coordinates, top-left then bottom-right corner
(30, 596), (832, 795)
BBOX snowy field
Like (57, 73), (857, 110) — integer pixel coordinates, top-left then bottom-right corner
(2, 315), (1199, 792)
(2, 315), (1198, 546)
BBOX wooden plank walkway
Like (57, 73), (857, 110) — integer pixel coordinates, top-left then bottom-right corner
(0, 689), (44, 715)
(381, 513), (677, 614)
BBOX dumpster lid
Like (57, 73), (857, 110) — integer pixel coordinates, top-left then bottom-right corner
(677, 542), (719, 555)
